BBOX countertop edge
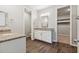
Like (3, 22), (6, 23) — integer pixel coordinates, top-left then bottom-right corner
(0, 35), (26, 43)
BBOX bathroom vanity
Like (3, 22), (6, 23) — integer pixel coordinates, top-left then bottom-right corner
(0, 27), (26, 53)
(33, 11), (54, 43)
(0, 33), (26, 53)
(34, 28), (54, 43)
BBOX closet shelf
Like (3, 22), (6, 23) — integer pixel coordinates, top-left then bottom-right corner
(57, 20), (70, 24)
(57, 16), (70, 20)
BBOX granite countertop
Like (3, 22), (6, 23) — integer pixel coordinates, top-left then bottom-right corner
(0, 33), (26, 43)
(34, 28), (54, 31)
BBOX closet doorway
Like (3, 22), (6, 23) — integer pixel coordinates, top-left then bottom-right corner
(57, 6), (70, 44)
(24, 8), (31, 38)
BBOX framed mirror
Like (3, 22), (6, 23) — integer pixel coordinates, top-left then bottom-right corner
(0, 11), (7, 26)
(40, 12), (49, 28)
(41, 16), (48, 28)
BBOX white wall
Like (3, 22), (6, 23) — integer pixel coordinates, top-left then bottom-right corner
(0, 6), (24, 34)
(0, 5), (31, 35)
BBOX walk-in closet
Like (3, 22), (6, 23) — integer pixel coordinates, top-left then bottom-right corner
(57, 6), (70, 44)
(57, 5), (77, 46)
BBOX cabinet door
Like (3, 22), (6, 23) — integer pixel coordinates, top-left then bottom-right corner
(0, 37), (26, 53)
(42, 31), (52, 43)
(34, 30), (41, 40)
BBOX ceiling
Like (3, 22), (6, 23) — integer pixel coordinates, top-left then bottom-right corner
(27, 5), (52, 10)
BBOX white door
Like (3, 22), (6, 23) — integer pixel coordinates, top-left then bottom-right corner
(42, 31), (52, 43)
(76, 6), (79, 52)
(77, 20), (79, 41)
(77, 20), (79, 52)
(24, 10), (31, 37)
(34, 30), (42, 40)
(77, 6), (79, 41)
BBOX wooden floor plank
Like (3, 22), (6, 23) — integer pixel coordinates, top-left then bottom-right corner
(26, 37), (77, 53)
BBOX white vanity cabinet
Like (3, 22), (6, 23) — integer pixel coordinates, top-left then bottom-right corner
(0, 37), (26, 53)
(34, 29), (53, 43)
(34, 30), (42, 40)
(42, 31), (52, 43)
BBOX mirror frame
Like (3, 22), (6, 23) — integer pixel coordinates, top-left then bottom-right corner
(0, 11), (7, 27)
